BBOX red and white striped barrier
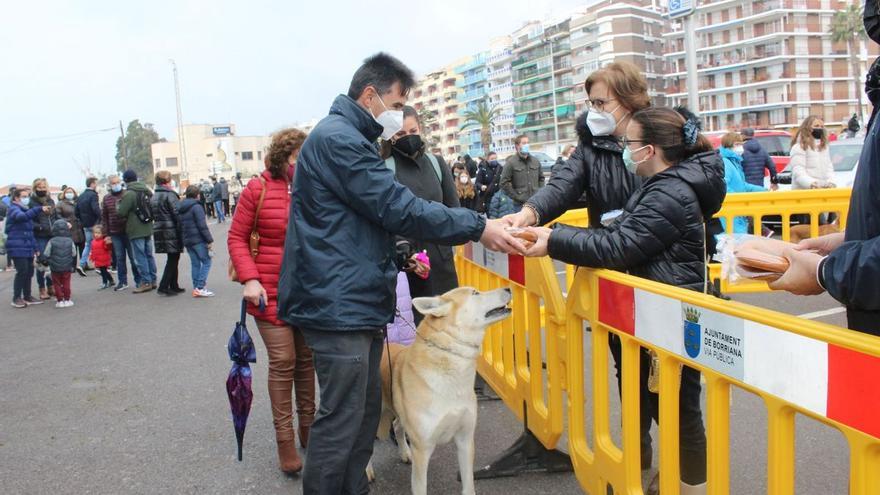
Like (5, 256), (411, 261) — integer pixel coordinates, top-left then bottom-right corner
(462, 242), (526, 286)
(598, 278), (880, 439)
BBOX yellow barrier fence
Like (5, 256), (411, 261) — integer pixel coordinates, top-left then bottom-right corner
(565, 268), (880, 494)
(547, 189), (853, 293)
(455, 243), (568, 450)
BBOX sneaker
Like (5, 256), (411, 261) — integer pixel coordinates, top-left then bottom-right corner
(193, 288), (215, 298)
(76, 266), (87, 277)
(66, 300), (75, 307)
(108, 268), (117, 274)
(114, 283), (129, 292)
(55, 301), (64, 308)
(24, 296), (44, 305)
(133, 283), (152, 294)
(98, 283), (110, 291)
(11, 298), (26, 308)
(171, 287), (186, 293)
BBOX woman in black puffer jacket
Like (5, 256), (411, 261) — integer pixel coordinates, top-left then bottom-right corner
(526, 107), (726, 494)
(150, 171), (184, 295)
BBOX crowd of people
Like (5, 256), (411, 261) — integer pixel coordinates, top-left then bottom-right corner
(4, 22), (879, 494)
(0, 169), (236, 309)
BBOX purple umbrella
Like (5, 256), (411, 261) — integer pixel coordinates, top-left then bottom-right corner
(227, 298), (260, 461)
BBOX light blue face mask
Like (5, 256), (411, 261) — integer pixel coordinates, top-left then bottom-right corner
(20, 197), (31, 207)
(520, 144), (530, 155)
(622, 145), (650, 175)
(111, 184), (123, 193)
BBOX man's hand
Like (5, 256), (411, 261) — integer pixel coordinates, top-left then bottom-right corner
(794, 232), (845, 256)
(481, 219), (526, 254)
(501, 208), (537, 229)
(768, 248), (825, 295)
(242, 279), (268, 307)
(523, 227), (552, 257)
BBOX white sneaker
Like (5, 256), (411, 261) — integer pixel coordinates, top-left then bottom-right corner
(65, 300), (74, 307)
(197, 288), (215, 297)
(55, 301), (64, 308)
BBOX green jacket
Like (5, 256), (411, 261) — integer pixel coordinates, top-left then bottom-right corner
(116, 181), (154, 239)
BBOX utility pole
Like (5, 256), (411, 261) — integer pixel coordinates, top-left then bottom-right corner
(169, 59), (189, 180)
(684, 15), (700, 115)
(118, 120), (128, 171)
(546, 33), (560, 154)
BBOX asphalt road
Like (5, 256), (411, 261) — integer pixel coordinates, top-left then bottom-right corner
(0, 222), (852, 494)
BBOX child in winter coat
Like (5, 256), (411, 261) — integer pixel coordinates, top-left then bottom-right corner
(89, 225), (115, 290)
(41, 219), (77, 307)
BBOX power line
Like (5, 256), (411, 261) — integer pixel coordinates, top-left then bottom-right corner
(0, 127), (116, 156)
(0, 127), (116, 144)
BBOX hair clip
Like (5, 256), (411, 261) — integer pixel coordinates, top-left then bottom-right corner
(682, 118), (700, 146)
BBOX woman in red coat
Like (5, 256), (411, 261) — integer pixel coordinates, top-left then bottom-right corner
(227, 128), (314, 474)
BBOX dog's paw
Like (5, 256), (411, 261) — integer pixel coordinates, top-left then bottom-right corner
(399, 449), (411, 464)
(365, 463), (375, 483)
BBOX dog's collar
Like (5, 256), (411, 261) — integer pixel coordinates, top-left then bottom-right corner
(416, 322), (481, 360)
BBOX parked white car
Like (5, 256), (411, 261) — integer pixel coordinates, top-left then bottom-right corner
(768, 138), (862, 190)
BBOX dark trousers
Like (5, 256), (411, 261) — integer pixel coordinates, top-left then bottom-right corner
(300, 328), (384, 495)
(12, 257), (34, 300)
(222, 199), (230, 216)
(158, 253), (181, 291)
(51, 272), (72, 301)
(609, 334), (707, 485)
(34, 237), (49, 289)
(98, 267), (114, 285)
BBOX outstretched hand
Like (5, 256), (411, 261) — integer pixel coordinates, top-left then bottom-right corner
(523, 227), (552, 257)
(767, 248), (825, 296)
(794, 232), (844, 256)
(480, 219), (527, 255)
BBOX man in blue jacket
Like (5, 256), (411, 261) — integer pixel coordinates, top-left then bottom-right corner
(740, 128), (778, 189)
(277, 52), (523, 494)
(75, 176), (102, 275)
(770, 5), (880, 336)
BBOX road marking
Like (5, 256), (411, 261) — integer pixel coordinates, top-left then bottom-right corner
(797, 307), (847, 320)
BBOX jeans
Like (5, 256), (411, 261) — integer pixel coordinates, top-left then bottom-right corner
(80, 228), (94, 268)
(300, 328), (383, 495)
(186, 243), (212, 289)
(110, 234), (140, 286)
(158, 252), (181, 291)
(214, 199), (225, 222)
(12, 257), (34, 300)
(34, 237), (49, 289)
(130, 237), (157, 286)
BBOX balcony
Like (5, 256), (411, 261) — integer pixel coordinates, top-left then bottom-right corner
(487, 66), (511, 81)
(462, 88), (487, 102)
(462, 72), (487, 86)
(488, 49), (513, 64)
(455, 54), (487, 74)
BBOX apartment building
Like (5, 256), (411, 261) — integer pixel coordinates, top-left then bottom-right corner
(511, 19), (577, 155)
(456, 52), (490, 157)
(411, 59), (467, 157)
(663, 0), (879, 131)
(570, 0), (668, 113)
(150, 124), (270, 185)
(486, 36), (518, 156)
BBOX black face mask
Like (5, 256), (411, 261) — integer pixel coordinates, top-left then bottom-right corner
(811, 128), (825, 140)
(35, 190), (47, 197)
(489, 160), (499, 167)
(392, 134), (424, 158)
(866, 0), (880, 44)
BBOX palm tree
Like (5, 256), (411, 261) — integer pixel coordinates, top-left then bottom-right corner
(418, 108), (440, 149)
(460, 99), (501, 156)
(830, 2), (868, 125)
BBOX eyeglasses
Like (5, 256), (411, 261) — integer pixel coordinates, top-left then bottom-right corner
(621, 137), (648, 149)
(585, 98), (617, 113)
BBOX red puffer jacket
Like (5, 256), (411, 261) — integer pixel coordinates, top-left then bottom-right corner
(89, 236), (113, 268)
(227, 170), (291, 325)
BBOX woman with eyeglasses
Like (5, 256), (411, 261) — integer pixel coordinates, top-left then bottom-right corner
(523, 107), (726, 495)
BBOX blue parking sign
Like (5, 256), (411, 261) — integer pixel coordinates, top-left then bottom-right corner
(669, 0), (696, 19)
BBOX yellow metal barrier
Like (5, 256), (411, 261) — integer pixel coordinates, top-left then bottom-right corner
(711, 188), (851, 293)
(455, 244), (568, 449)
(565, 267), (880, 495)
(543, 189), (853, 293)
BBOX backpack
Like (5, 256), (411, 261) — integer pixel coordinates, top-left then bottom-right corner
(134, 191), (154, 223)
(385, 153), (443, 183)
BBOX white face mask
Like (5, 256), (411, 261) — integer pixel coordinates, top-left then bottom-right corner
(370, 90), (404, 140)
(733, 145), (744, 155)
(459, 174), (470, 184)
(64, 192), (74, 200)
(586, 103), (627, 137)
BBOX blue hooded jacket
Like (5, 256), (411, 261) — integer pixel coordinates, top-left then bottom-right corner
(5, 201), (41, 258)
(720, 147), (765, 234)
(277, 95), (485, 331)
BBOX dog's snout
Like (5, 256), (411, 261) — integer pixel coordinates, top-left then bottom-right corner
(503, 288), (512, 294)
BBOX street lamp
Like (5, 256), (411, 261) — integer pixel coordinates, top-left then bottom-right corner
(169, 59), (189, 180)
(544, 33), (560, 154)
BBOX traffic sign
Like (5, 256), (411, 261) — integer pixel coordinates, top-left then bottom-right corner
(668, 0), (696, 19)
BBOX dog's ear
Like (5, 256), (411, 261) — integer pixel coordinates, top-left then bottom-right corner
(412, 297), (453, 317)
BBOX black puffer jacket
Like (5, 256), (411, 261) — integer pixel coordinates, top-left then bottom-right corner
(527, 112), (643, 227)
(150, 186), (182, 254)
(548, 151), (726, 291)
(30, 194), (57, 239)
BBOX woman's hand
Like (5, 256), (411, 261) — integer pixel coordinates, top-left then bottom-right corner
(243, 279), (267, 308)
(523, 227), (553, 257)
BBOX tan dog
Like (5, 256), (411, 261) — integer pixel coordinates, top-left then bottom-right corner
(369, 287), (513, 495)
(789, 222), (840, 244)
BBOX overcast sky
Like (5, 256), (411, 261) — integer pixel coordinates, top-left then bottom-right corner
(0, 0), (600, 189)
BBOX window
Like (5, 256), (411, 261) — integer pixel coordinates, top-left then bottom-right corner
(154, 158), (160, 168)
(257, 151), (262, 160)
(797, 106), (811, 120)
(242, 151), (254, 161)
(166, 157), (178, 167)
